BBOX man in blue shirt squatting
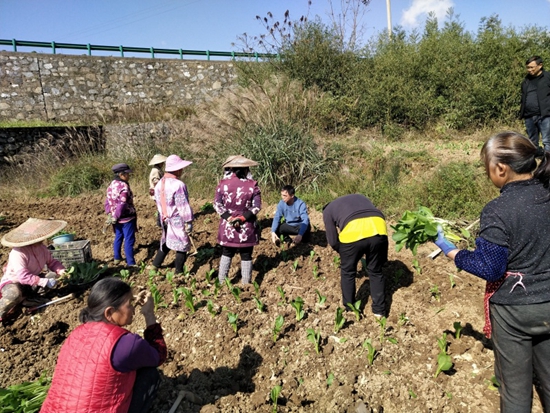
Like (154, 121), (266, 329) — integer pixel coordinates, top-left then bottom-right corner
(270, 185), (311, 245)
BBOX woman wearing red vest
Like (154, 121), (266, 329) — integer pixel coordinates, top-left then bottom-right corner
(42, 277), (167, 413)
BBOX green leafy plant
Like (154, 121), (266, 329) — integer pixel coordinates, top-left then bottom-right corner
(117, 268), (130, 282)
(453, 321), (463, 339)
(435, 333), (453, 378)
(213, 278), (222, 298)
(290, 297), (305, 321)
(206, 300), (216, 318)
(346, 300), (361, 321)
(227, 311), (238, 334)
(0, 372), (51, 413)
(486, 375), (500, 391)
(363, 338), (377, 366)
(172, 286), (184, 304)
(315, 289), (326, 307)
(165, 270), (175, 284)
(391, 206), (461, 256)
(309, 250), (315, 262)
(253, 280), (260, 298)
(190, 278), (197, 290)
(430, 285), (441, 302)
(277, 286), (286, 305)
(225, 278), (241, 303)
(326, 372), (335, 387)
(333, 256), (341, 268)
(64, 261), (107, 285)
(253, 296), (265, 313)
(205, 268), (216, 284)
(150, 283), (167, 311)
(376, 316), (387, 343)
(292, 259), (299, 272)
(312, 264), (319, 279)
(334, 307), (345, 333)
(181, 288), (196, 313)
(200, 201), (215, 213)
(306, 328), (321, 354)
(272, 315), (284, 342)
(270, 385), (282, 413)
(398, 313), (409, 326)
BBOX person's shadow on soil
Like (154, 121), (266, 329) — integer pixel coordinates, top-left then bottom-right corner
(443, 322), (492, 349)
(154, 344), (262, 411)
(356, 259), (413, 317)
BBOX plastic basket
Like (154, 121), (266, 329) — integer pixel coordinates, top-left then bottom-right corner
(50, 240), (92, 267)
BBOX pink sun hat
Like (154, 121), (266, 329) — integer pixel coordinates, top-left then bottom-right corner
(165, 154), (192, 172)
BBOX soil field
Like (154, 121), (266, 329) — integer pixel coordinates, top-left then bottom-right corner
(0, 193), (543, 412)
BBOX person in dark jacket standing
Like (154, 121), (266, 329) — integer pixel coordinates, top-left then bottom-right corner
(323, 194), (388, 318)
(520, 56), (550, 151)
(435, 131), (550, 412)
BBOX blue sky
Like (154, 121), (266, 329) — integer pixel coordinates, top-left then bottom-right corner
(0, 0), (549, 56)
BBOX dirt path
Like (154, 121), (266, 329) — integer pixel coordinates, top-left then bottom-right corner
(0, 193), (540, 412)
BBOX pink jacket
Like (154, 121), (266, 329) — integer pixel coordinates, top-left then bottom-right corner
(0, 243), (65, 292)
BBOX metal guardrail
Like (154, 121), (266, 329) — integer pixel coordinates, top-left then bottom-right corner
(0, 38), (277, 61)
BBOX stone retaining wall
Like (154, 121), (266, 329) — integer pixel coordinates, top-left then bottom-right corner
(0, 51), (238, 122)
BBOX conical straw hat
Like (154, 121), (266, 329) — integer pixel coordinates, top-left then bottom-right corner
(222, 155), (258, 168)
(1, 218), (67, 248)
(148, 154), (167, 166)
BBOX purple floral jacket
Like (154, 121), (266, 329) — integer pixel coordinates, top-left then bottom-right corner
(214, 173), (261, 248)
(104, 179), (136, 224)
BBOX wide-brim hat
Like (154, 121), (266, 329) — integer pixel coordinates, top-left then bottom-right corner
(222, 155), (258, 168)
(148, 154), (167, 166)
(1, 218), (67, 248)
(165, 154), (192, 172)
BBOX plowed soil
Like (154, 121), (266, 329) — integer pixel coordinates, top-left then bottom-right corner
(0, 194), (542, 412)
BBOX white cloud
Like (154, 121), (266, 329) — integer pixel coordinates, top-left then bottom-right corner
(400, 0), (454, 28)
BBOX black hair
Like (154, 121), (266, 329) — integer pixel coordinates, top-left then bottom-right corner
(281, 185), (295, 196)
(232, 167), (249, 179)
(481, 131), (550, 187)
(79, 277), (132, 323)
(526, 56), (543, 66)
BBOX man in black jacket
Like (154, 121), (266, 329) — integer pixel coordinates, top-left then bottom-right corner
(520, 56), (550, 151)
(323, 194), (388, 318)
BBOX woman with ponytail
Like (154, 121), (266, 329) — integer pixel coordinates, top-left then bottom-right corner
(435, 131), (550, 412)
(42, 278), (166, 413)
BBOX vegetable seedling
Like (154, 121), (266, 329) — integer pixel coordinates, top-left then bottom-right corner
(150, 284), (167, 311)
(306, 328), (321, 354)
(309, 250), (315, 262)
(213, 278), (222, 298)
(206, 300), (216, 318)
(253, 280), (260, 298)
(172, 286), (184, 304)
(272, 315), (284, 342)
(398, 312), (409, 326)
(227, 311), (238, 333)
(453, 321), (463, 339)
(334, 307), (345, 333)
(253, 296), (265, 313)
(435, 333), (453, 378)
(190, 278), (197, 290)
(270, 385), (282, 413)
(312, 265), (319, 279)
(315, 289), (327, 307)
(292, 259), (299, 273)
(277, 286), (286, 305)
(346, 300), (362, 321)
(205, 268), (216, 284)
(118, 269), (130, 282)
(449, 273), (456, 288)
(333, 256), (341, 268)
(327, 372), (335, 387)
(165, 270), (175, 284)
(363, 338), (377, 366)
(181, 287), (195, 313)
(64, 261), (107, 285)
(430, 285), (441, 302)
(376, 316), (387, 343)
(290, 297), (305, 321)
(225, 278), (241, 303)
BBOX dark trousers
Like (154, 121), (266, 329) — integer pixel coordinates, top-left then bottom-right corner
(152, 243), (187, 274)
(113, 220), (136, 265)
(221, 246), (253, 260)
(128, 367), (160, 413)
(339, 235), (388, 315)
(491, 301), (550, 413)
(525, 115), (550, 152)
(276, 222), (311, 241)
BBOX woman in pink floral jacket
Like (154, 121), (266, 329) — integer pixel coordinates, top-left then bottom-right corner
(214, 155), (261, 285)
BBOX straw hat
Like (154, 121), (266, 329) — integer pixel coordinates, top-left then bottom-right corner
(1, 218), (67, 248)
(165, 155), (192, 172)
(222, 155), (258, 168)
(148, 154), (167, 166)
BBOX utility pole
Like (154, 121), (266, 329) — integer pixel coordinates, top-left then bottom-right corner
(386, 0), (392, 38)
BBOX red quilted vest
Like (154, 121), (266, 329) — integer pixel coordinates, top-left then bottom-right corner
(41, 322), (136, 413)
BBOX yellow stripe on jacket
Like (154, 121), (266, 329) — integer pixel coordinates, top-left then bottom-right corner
(339, 217), (387, 243)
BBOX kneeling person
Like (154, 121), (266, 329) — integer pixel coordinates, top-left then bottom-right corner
(271, 185), (311, 245)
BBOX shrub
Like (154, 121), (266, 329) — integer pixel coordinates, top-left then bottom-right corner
(49, 163), (108, 197)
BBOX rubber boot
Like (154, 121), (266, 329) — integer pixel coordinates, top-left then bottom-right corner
(218, 255), (232, 283)
(241, 260), (253, 285)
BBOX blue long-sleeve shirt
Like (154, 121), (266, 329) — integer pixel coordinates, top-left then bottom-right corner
(271, 197), (310, 236)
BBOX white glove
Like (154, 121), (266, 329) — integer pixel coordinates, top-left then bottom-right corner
(185, 222), (193, 234)
(38, 278), (57, 288)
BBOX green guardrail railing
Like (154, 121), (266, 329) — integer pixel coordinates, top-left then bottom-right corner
(0, 39), (277, 61)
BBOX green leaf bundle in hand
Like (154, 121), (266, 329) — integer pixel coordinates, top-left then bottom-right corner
(391, 206), (461, 256)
